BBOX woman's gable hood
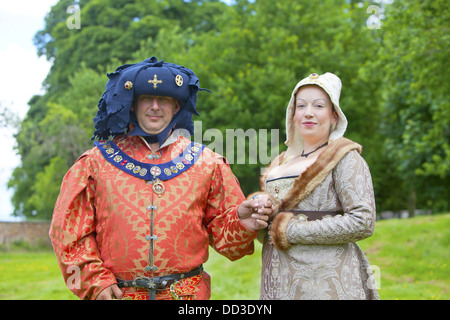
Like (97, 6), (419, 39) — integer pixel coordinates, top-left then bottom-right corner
(284, 72), (348, 159)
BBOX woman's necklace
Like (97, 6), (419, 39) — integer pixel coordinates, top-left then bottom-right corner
(301, 141), (328, 158)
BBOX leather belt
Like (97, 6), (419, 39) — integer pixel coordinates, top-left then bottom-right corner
(287, 210), (343, 221)
(116, 265), (203, 300)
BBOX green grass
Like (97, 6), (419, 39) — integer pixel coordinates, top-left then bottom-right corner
(206, 242), (263, 300)
(0, 251), (77, 300)
(357, 213), (450, 300)
(1, 213), (449, 300)
(208, 213), (450, 300)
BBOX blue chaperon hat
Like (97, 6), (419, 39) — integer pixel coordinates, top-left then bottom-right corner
(92, 57), (210, 144)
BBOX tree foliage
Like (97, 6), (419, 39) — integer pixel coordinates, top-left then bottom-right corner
(9, 0), (449, 219)
(368, 0), (450, 214)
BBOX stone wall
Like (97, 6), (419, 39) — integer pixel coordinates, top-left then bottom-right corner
(0, 221), (52, 247)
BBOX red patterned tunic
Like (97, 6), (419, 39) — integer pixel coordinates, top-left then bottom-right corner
(49, 133), (257, 299)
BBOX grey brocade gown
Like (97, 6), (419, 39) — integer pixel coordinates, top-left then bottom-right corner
(259, 150), (379, 300)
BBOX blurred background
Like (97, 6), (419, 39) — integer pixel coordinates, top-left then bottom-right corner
(0, 0), (448, 300)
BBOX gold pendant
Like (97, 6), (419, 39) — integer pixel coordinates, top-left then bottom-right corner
(152, 178), (165, 197)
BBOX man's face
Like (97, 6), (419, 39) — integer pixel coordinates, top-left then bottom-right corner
(134, 95), (180, 135)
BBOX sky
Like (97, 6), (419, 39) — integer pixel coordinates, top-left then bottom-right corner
(0, 0), (59, 221)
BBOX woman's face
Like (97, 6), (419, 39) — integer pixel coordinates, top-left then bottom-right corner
(294, 85), (338, 143)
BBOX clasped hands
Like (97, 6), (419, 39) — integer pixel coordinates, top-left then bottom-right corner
(238, 193), (276, 231)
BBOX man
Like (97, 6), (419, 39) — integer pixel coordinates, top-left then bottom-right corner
(49, 57), (272, 300)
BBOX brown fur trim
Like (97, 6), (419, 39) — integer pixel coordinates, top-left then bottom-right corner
(270, 212), (294, 251)
(280, 137), (362, 210)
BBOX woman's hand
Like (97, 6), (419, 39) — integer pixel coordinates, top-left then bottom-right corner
(238, 195), (274, 231)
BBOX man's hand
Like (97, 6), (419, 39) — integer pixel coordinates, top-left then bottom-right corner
(238, 195), (274, 231)
(96, 284), (123, 300)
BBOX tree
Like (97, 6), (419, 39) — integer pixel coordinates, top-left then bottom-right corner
(370, 0), (450, 214)
(10, 0), (229, 219)
(34, 0), (228, 93)
(188, 0), (383, 195)
(11, 0), (449, 220)
(8, 65), (105, 219)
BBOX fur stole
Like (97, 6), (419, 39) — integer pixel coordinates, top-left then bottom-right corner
(266, 137), (362, 250)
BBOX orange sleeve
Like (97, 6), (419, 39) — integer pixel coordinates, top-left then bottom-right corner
(49, 151), (116, 300)
(203, 157), (257, 261)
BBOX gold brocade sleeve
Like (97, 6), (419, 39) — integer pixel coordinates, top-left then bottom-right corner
(203, 157), (257, 261)
(49, 151), (116, 300)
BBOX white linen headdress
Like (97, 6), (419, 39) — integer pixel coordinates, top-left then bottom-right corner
(284, 72), (348, 159)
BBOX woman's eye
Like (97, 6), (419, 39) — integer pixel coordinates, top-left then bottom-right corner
(296, 105), (305, 108)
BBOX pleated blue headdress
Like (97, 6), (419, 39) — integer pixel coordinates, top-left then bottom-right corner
(92, 57), (210, 145)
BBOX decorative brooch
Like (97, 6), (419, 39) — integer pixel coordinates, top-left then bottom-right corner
(124, 81), (133, 90)
(175, 74), (183, 87)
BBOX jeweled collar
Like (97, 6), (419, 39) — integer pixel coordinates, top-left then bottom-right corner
(94, 139), (205, 181)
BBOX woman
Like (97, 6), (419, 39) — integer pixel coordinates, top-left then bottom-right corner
(252, 72), (379, 300)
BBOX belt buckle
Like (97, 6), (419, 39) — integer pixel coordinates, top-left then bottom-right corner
(169, 281), (182, 300)
(134, 276), (157, 290)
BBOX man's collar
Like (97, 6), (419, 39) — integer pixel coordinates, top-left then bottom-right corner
(138, 129), (191, 151)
